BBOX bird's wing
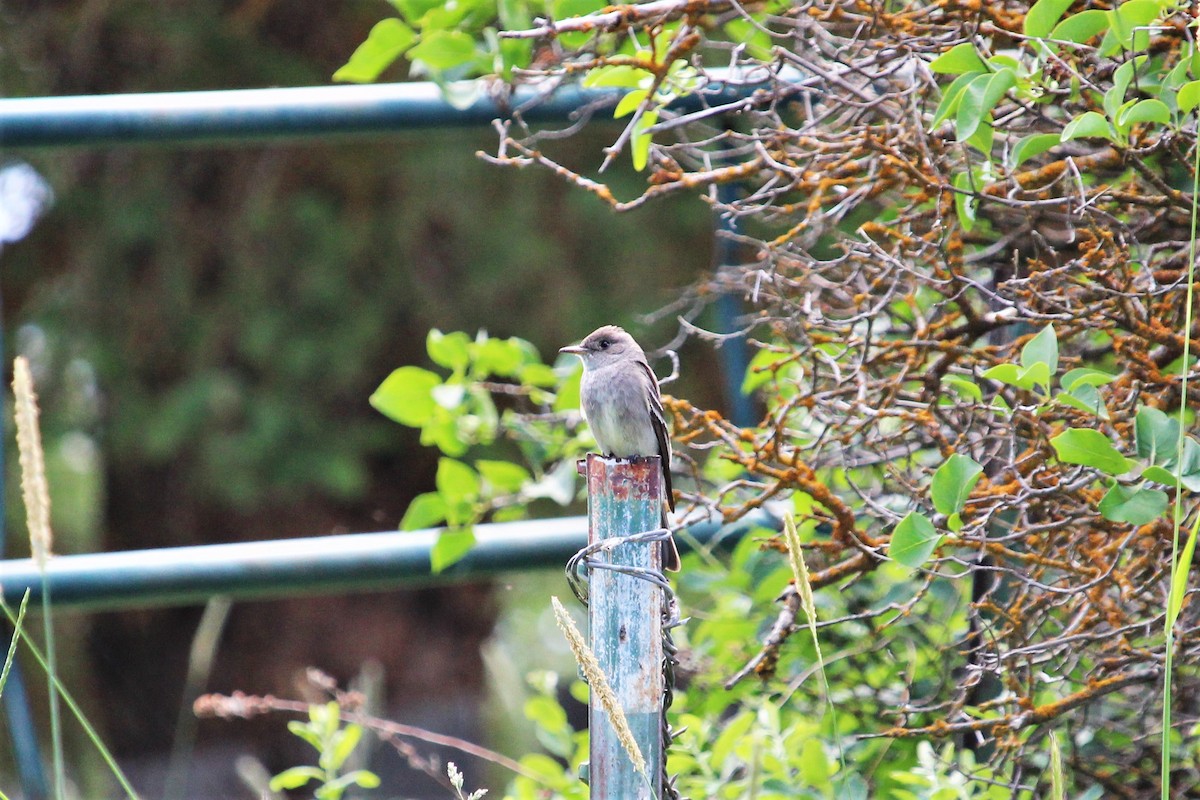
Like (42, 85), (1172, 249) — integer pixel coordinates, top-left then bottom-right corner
(637, 359), (675, 512)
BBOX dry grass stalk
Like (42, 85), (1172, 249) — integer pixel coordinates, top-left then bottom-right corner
(550, 595), (646, 776)
(783, 515), (817, 626)
(13, 357), (52, 569)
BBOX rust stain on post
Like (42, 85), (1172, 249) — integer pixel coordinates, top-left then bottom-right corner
(585, 454), (664, 799)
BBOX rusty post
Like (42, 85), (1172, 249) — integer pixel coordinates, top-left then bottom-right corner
(583, 453), (664, 799)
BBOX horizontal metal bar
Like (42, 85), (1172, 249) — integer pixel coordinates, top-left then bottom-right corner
(0, 76), (754, 148)
(0, 514), (763, 612)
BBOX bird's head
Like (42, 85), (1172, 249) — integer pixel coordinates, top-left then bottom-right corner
(559, 325), (643, 369)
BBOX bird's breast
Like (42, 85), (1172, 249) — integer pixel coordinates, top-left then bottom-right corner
(580, 366), (659, 457)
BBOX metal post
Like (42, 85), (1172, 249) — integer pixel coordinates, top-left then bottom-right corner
(584, 454), (664, 799)
(714, 135), (754, 428)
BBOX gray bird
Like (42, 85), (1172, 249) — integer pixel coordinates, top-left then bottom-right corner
(560, 325), (680, 571)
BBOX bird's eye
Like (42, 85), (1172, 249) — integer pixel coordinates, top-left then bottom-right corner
(599, 339), (610, 349)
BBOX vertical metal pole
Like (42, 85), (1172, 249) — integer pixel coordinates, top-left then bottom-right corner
(585, 454), (663, 799)
(714, 136), (754, 428)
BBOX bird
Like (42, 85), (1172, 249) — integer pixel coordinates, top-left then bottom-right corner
(560, 325), (680, 571)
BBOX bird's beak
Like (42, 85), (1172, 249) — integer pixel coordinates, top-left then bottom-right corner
(559, 345), (586, 355)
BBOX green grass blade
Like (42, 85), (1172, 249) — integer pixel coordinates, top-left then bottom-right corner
(1164, 92), (1200, 800)
(0, 589), (30, 700)
(782, 514), (847, 775)
(0, 596), (143, 800)
(1167, 512), (1200, 630)
(40, 575), (65, 800)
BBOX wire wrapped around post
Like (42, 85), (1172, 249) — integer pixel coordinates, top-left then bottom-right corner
(567, 454), (680, 800)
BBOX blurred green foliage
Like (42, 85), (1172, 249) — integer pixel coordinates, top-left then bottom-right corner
(0, 0), (725, 542)
(0, 0), (717, 786)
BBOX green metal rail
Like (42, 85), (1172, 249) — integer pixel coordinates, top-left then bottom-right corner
(0, 514), (761, 612)
(0, 75), (758, 147)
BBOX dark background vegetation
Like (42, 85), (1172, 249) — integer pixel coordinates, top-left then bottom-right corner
(0, 1), (724, 795)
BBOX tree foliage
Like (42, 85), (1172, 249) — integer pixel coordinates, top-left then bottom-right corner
(356, 0), (1200, 794)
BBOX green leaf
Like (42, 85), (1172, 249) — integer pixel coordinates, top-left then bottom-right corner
(497, 0), (531, 29)
(408, 30), (477, 70)
(1010, 133), (1061, 168)
(329, 724), (363, 770)
(1146, 438), (1200, 490)
(553, 366), (582, 411)
(943, 375), (982, 401)
(400, 491), (447, 530)
(1178, 80), (1200, 113)
(798, 738), (832, 785)
(348, 770), (382, 789)
(1167, 513), (1200, 628)
(474, 336), (527, 377)
(1061, 111), (1117, 142)
(477, 459), (530, 493)
(1057, 384), (1109, 418)
(1025, 0), (1076, 38)
(519, 362), (558, 388)
(421, 413), (468, 456)
(286, 720), (322, 750)
(1142, 465), (1181, 487)
(1098, 483), (1168, 525)
(930, 43), (987, 75)
(524, 694), (569, 732)
(1020, 325), (1059, 374)
(981, 361), (1049, 392)
(981, 363), (1021, 386)
(1109, 0), (1161, 50)
(1105, 58), (1139, 121)
(932, 71), (986, 129)
(427, 329), (471, 371)
(1166, 58), (1193, 91)
(431, 527), (476, 573)
(1135, 405), (1180, 466)
(980, 68), (1016, 118)
(956, 71), (1014, 142)
(889, 512), (941, 569)
(614, 89), (649, 118)
(269, 766), (323, 791)
(953, 170), (978, 232)
(989, 54), (1021, 71)
(420, 0), (490, 31)
(436, 457), (480, 503)
(1178, 437), (1200, 491)
(1050, 9), (1109, 43)
(1119, 98), (1170, 127)
(966, 119), (994, 155)
(333, 19), (416, 83)
(1019, 361), (1052, 392)
(1051, 428), (1133, 475)
(524, 459), (578, 506)
(631, 109), (658, 171)
(834, 773), (870, 800)
(931, 454), (984, 516)
(389, 0), (443, 25)
(432, 382), (465, 411)
(1061, 367), (1116, 391)
(370, 366), (440, 427)
(711, 710), (755, 767)
(583, 65), (652, 89)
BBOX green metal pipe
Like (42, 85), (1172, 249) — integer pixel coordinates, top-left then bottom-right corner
(0, 514), (763, 612)
(0, 76), (753, 148)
